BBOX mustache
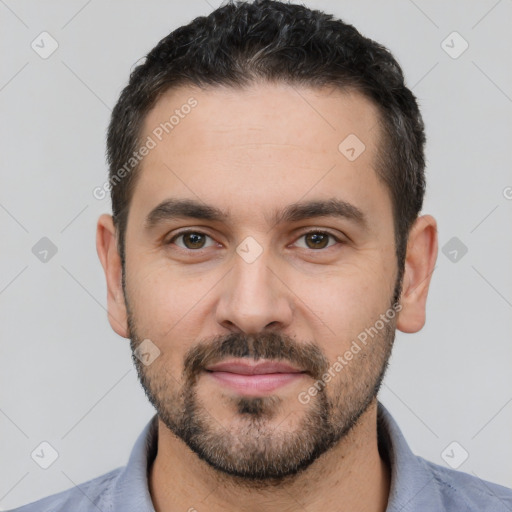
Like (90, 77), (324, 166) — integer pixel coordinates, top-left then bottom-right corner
(183, 331), (330, 384)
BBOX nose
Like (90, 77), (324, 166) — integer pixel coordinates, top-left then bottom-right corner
(215, 250), (293, 334)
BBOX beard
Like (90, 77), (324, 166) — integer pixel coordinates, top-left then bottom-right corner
(126, 308), (397, 487)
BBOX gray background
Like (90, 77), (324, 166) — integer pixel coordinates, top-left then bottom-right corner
(1, 0), (511, 508)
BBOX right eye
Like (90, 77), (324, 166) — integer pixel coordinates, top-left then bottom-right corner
(167, 230), (217, 251)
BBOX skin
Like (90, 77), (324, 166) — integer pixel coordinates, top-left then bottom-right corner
(97, 82), (438, 512)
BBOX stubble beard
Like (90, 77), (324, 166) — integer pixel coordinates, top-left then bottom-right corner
(128, 315), (396, 486)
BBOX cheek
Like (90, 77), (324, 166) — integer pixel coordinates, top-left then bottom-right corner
(125, 260), (188, 333)
(290, 262), (394, 355)
(125, 257), (221, 351)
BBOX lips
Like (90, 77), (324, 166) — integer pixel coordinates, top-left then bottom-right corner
(204, 359), (307, 395)
(205, 359), (305, 375)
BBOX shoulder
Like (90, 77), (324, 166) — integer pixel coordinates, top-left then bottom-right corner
(6, 467), (123, 512)
(418, 456), (512, 511)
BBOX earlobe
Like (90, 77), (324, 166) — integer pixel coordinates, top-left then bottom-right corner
(396, 214), (438, 334)
(96, 214), (129, 338)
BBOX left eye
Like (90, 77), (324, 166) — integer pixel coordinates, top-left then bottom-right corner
(294, 231), (340, 250)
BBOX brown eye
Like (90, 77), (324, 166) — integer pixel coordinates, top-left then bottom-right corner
(169, 231), (214, 250)
(296, 231), (340, 250)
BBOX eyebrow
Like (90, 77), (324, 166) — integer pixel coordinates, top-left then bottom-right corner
(144, 197), (368, 231)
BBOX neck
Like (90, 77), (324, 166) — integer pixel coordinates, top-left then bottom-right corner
(149, 400), (390, 512)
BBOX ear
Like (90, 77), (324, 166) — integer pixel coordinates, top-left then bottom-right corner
(96, 214), (129, 338)
(396, 214), (438, 333)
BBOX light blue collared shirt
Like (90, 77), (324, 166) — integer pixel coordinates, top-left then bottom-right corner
(8, 402), (512, 511)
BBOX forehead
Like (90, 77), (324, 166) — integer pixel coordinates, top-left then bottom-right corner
(142, 81), (381, 157)
(129, 81), (391, 234)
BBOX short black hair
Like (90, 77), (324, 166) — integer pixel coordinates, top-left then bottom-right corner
(106, 0), (426, 299)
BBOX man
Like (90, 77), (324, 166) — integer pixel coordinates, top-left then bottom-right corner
(9, 0), (512, 510)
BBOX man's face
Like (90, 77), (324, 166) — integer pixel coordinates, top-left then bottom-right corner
(122, 82), (399, 482)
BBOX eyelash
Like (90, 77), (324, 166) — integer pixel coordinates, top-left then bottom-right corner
(167, 229), (344, 252)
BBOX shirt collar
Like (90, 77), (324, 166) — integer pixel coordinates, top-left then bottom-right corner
(111, 402), (441, 511)
(112, 414), (158, 511)
(377, 402), (442, 511)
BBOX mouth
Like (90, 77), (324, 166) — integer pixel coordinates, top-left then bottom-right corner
(204, 359), (308, 395)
